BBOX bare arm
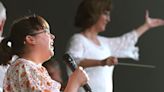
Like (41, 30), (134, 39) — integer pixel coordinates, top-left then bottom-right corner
(78, 57), (118, 68)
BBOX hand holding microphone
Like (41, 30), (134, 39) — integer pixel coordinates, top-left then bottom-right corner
(68, 66), (89, 88)
(63, 53), (92, 92)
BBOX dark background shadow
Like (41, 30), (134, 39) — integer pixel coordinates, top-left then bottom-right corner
(1, 0), (164, 92)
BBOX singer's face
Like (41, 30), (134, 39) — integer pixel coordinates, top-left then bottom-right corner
(32, 29), (55, 60)
(94, 11), (110, 32)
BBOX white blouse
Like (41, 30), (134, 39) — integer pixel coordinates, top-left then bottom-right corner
(66, 31), (139, 92)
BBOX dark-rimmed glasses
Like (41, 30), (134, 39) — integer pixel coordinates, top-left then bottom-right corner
(28, 29), (50, 36)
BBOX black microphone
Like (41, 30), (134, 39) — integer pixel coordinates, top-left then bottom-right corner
(63, 53), (92, 92)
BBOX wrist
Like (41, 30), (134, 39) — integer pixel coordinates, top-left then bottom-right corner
(143, 22), (151, 30)
(67, 77), (81, 88)
(101, 59), (106, 66)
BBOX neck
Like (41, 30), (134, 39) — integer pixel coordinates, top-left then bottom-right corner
(20, 51), (44, 65)
(82, 27), (101, 46)
(82, 27), (98, 40)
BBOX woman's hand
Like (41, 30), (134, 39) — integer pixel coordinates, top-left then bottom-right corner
(144, 10), (164, 29)
(70, 67), (89, 86)
(64, 66), (89, 92)
(101, 56), (118, 66)
(135, 10), (164, 37)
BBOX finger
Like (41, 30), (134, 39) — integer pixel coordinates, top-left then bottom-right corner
(114, 58), (118, 65)
(145, 10), (149, 19)
(83, 71), (89, 81)
(113, 60), (117, 65)
(78, 66), (89, 80)
(111, 57), (118, 64)
(79, 66), (83, 70)
(152, 19), (164, 26)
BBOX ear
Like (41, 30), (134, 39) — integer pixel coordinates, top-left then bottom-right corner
(25, 35), (36, 45)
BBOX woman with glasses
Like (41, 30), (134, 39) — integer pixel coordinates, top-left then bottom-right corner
(0, 15), (88, 92)
(65, 0), (164, 92)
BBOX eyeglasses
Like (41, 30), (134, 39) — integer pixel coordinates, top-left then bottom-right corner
(28, 29), (50, 36)
(27, 29), (55, 39)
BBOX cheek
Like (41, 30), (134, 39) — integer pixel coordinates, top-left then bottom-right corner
(37, 38), (50, 49)
(96, 20), (106, 31)
(42, 36), (51, 44)
(97, 17), (106, 25)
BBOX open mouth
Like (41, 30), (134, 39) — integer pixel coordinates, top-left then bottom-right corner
(50, 42), (54, 49)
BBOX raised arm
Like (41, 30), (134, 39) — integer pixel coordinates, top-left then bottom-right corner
(135, 10), (164, 37)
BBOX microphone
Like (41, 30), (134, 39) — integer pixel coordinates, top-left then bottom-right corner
(63, 53), (92, 92)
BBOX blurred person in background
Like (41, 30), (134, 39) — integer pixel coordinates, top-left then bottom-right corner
(66, 0), (164, 92)
(43, 58), (66, 91)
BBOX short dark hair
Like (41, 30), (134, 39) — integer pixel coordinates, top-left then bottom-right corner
(0, 15), (49, 65)
(75, 0), (112, 29)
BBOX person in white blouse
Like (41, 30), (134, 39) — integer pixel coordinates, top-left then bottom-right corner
(66, 0), (164, 92)
(0, 1), (7, 92)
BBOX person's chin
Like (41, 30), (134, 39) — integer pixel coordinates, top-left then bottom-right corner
(49, 47), (54, 55)
(47, 49), (54, 57)
(50, 51), (54, 56)
(100, 28), (105, 32)
(100, 26), (106, 31)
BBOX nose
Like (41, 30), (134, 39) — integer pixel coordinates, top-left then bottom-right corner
(107, 15), (110, 22)
(50, 34), (55, 40)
